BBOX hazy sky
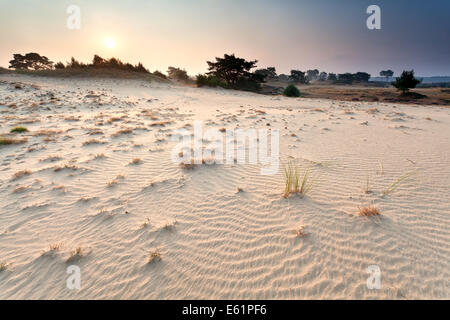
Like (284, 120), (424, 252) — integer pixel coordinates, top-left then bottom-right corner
(1, 0), (449, 76)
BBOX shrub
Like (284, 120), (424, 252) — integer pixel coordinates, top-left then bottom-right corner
(196, 74), (227, 88)
(283, 84), (300, 97)
(392, 70), (421, 93)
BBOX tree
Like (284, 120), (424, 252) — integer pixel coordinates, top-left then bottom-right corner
(9, 53), (53, 70)
(337, 73), (354, 84)
(391, 70), (421, 94)
(354, 72), (371, 82)
(153, 70), (167, 79)
(167, 67), (189, 81)
(255, 67), (277, 80)
(318, 72), (328, 81)
(54, 62), (65, 69)
(327, 73), (337, 81)
(206, 54), (258, 87)
(92, 54), (105, 66)
(290, 70), (307, 83)
(306, 69), (319, 82)
(379, 69), (394, 82)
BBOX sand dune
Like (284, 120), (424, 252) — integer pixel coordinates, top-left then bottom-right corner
(0, 74), (449, 299)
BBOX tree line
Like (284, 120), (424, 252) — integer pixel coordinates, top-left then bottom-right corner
(8, 52), (421, 94)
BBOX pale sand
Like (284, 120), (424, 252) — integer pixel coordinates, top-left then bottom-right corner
(0, 74), (449, 299)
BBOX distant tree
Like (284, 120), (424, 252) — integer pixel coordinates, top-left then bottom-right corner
(206, 54), (259, 87)
(66, 57), (85, 68)
(392, 70), (421, 94)
(318, 72), (328, 81)
(167, 66), (189, 81)
(337, 73), (354, 84)
(153, 70), (167, 79)
(306, 69), (319, 82)
(354, 72), (371, 82)
(9, 53), (53, 70)
(134, 62), (149, 73)
(380, 69), (394, 82)
(255, 67), (277, 80)
(327, 73), (337, 81)
(92, 54), (106, 66)
(54, 62), (65, 69)
(290, 70), (307, 83)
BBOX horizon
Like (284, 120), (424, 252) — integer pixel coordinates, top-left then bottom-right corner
(1, 0), (450, 77)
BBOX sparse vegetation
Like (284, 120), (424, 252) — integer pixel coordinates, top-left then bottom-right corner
(295, 225), (308, 238)
(130, 158), (142, 165)
(392, 70), (421, 94)
(284, 162), (313, 198)
(0, 262), (9, 272)
(66, 247), (84, 263)
(283, 84), (300, 97)
(0, 136), (27, 145)
(10, 126), (28, 133)
(358, 206), (381, 217)
(148, 249), (162, 264)
(383, 172), (414, 196)
(12, 169), (32, 180)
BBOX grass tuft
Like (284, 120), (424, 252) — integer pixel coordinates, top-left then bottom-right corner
(383, 172), (414, 196)
(284, 161), (313, 198)
(10, 126), (28, 133)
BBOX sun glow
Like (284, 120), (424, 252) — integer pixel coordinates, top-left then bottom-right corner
(104, 37), (116, 49)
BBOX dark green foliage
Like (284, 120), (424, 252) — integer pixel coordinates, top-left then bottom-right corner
(10, 126), (28, 133)
(327, 73), (337, 81)
(380, 69), (394, 81)
(255, 67), (277, 80)
(9, 53), (53, 70)
(283, 84), (300, 97)
(354, 72), (371, 82)
(290, 70), (307, 83)
(392, 70), (421, 93)
(196, 74), (228, 88)
(206, 54), (263, 91)
(167, 67), (189, 81)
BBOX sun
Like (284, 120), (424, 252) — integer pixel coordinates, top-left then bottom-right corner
(104, 37), (116, 49)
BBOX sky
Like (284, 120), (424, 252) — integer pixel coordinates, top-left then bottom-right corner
(1, 0), (449, 77)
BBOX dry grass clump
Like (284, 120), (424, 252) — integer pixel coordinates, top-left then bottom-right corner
(32, 129), (62, 136)
(112, 128), (133, 137)
(0, 136), (27, 145)
(82, 138), (104, 146)
(295, 225), (308, 238)
(12, 169), (32, 180)
(149, 121), (172, 127)
(66, 247), (84, 263)
(0, 261), (9, 272)
(148, 249), (162, 264)
(367, 108), (380, 114)
(284, 162), (313, 198)
(163, 220), (177, 231)
(93, 153), (106, 159)
(107, 174), (125, 187)
(129, 158), (142, 165)
(54, 163), (78, 172)
(41, 243), (62, 257)
(141, 218), (151, 228)
(358, 206), (381, 217)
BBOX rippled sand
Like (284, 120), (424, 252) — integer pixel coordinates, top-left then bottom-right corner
(0, 74), (449, 299)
